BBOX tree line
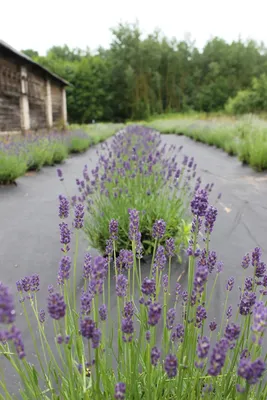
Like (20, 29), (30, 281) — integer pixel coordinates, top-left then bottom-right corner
(23, 23), (267, 123)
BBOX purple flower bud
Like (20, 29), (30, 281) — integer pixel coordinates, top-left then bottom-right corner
(105, 239), (113, 256)
(123, 301), (134, 318)
(80, 317), (96, 339)
(80, 291), (92, 315)
(208, 338), (229, 376)
(121, 318), (134, 336)
(0, 282), (16, 324)
(251, 301), (267, 335)
(58, 256), (71, 284)
(39, 309), (45, 323)
(238, 357), (265, 384)
(7, 325), (25, 359)
(209, 321), (217, 332)
(207, 250), (217, 273)
(83, 253), (92, 280)
(239, 291), (256, 316)
(57, 168), (64, 181)
(226, 277), (234, 291)
(194, 264), (208, 294)
(58, 195), (69, 219)
(171, 323), (184, 342)
(226, 305), (233, 319)
(224, 322), (240, 341)
(244, 277), (253, 291)
(57, 334), (64, 344)
(109, 219), (119, 240)
(152, 219), (166, 239)
(74, 203), (84, 229)
(164, 354), (178, 378)
(205, 206), (217, 233)
(65, 335), (70, 344)
(59, 222), (71, 252)
(153, 245), (166, 272)
(115, 382), (126, 400)
(30, 274), (40, 292)
(242, 253), (250, 269)
(196, 305), (207, 328)
(162, 274), (168, 293)
(48, 284), (54, 293)
(141, 277), (156, 296)
(146, 331), (151, 342)
(92, 328), (101, 348)
(99, 304), (107, 321)
(191, 189), (209, 217)
(166, 308), (175, 330)
(116, 275), (128, 297)
(128, 209), (139, 240)
(252, 247), (262, 266)
(148, 302), (162, 326)
(216, 261), (223, 273)
(197, 336), (210, 358)
(47, 292), (66, 320)
(151, 346), (161, 366)
(165, 238), (175, 257)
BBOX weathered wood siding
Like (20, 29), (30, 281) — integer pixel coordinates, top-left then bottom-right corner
(51, 83), (62, 124)
(0, 57), (21, 131)
(27, 70), (47, 129)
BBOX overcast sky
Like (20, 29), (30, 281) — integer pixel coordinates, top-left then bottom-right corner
(1, 0), (267, 55)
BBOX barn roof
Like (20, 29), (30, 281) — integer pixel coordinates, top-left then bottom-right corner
(0, 39), (70, 86)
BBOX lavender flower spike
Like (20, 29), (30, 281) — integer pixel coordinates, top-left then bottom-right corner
(0, 282), (16, 324)
(164, 354), (178, 378)
(115, 382), (126, 400)
(109, 219), (119, 241)
(58, 195), (69, 219)
(151, 346), (161, 366)
(152, 219), (166, 239)
(148, 302), (162, 326)
(74, 203), (85, 229)
(47, 292), (66, 320)
(191, 189), (209, 217)
(128, 209), (139, 240)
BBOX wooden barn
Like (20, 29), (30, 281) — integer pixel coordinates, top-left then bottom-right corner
(0, 40), (69, 134)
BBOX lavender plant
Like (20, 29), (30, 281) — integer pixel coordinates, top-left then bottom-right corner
(1, 188), (267, 399)
(74, 125), (202, 254)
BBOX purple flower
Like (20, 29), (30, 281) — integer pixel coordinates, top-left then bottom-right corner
(47, 292), (66, 320)
(242, 253), (250, 269)
(57, 168), (64, 181)
(109, 219), (119, 241)
(238, 357), (265, 384)
(153, 245), (166, 271)
(105, 239), (113, 256)
(148, 302), (162, 326)
(191, 189), (209, 217)
(216, 261), (223, 273)
(16, 280), (23, 292)
(83, 253), (92, 280)
(166, 308), (176, 330)
(99, 304), (107, 321)
(141, 277), (156, 296)
(121, 318), (134, 335)
(164, 354), (178, 378)
(162, 274), (168, 293)
(252, 247), (262, 266)
(30, 274), (40, 292)
(171, 323), (184, 342)
(48, 284), (54, 293)
(208, 338), (229, 376)
(57, 334), (64, 344)
(194, 264), (208, 294)
(151, 346), (161, 366)
(128, 209), (139, 240)
(152, 219), (166, 239)
(205, 206), (217, 233)
(0, 282), (16, 324)
(146, 331), (151, 342)
(251, 301), (267, 335)
(224, 322), (240, 342)
(92, 328), (101, 348)
(226, 277), (234, 291)
(80, 291), (92, 315)
(115, 382), (126, 400)
(197, 336), (210, 358)
(226, 305), (233, 319)
(209, 321), (217, 332)
(58, 256), (71, 284)
(256, 261), (266, 278)
(196, 305), (207, 328)
(239, 291), (256, 316)
(58, 195), (69, 219)
(119, 250), (134, 270)
(80, 317), (96, 339)
(123, 301), (134, 318)
(244, 277), (253, 291)
(207, 250), (217, 273)
(166, 238), (175, 258)
(74, 203), (84, 229)
(116, 275), (128, 297)
(59, 222), (71, 252)
(91, 256), (107, 282)
(20, 277), (31, 292)
(7, 325), (25, 359)
(39, 309), (45, 323)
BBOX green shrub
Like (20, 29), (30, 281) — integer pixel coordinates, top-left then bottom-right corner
(76, 126), (200, 255)
(67, 131), (93, 153)
(0, 152), (27, 184)
(26, 142), (46, 171)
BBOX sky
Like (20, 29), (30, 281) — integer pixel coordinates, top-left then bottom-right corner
(1, 0), (267, 55)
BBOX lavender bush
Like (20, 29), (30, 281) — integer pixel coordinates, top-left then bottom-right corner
(1, 188), (267, 399)
(74, 125), (203, 254)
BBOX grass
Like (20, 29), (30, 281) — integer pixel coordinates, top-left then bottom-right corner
(0, 124), (123, 184)
(147, 114), (267, 171)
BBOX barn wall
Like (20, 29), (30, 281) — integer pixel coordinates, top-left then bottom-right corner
(51, 83), (63, 125)
(0, 57), (21, 131)
(27, 70), (47, 130)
